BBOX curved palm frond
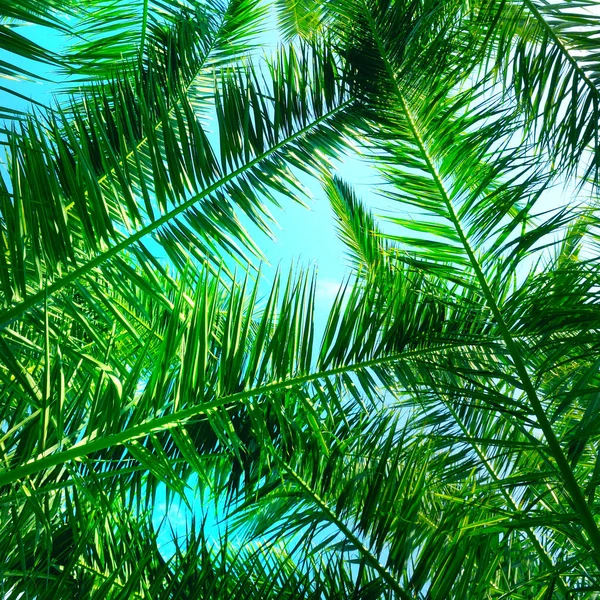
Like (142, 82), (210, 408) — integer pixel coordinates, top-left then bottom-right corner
(0, 37), (358, 330)
(4, 0), (600, 597)
(0, 253), (504, 593)
(319, 176), (600, 595)
(469, 0), (600, 184)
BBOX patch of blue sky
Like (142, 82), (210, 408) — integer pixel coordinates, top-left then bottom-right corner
(0, 21), (65, 107)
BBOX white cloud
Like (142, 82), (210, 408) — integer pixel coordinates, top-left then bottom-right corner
(315, 279), (344, 302)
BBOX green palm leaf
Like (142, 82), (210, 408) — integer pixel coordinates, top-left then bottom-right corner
(4, 0), (600, 596)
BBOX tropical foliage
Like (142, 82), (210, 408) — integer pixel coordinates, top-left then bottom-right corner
(1, 0), (600, 597)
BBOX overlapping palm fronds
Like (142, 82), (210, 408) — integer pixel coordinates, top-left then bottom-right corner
(2, 0), (600, 597)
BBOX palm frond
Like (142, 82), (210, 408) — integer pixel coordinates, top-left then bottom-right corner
(274, 0), (324, 42)
(324, 174), (391, 272)
(471, 0), (600, 184)
(0, 40), (357, 329)
(322, 0), (600, 578)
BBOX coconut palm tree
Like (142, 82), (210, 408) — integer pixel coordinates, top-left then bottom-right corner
(1, 0), (600, 597)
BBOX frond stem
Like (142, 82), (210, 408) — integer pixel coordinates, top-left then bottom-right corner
(278, 458), (413, 600)
(0, 99), (353, 330)
(0, 339), (499, 488)
(521, 0), (598, 100)
(360, 0), (600, 564)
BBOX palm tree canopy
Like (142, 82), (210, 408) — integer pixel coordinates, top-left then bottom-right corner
(1, 0), (600, 598)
